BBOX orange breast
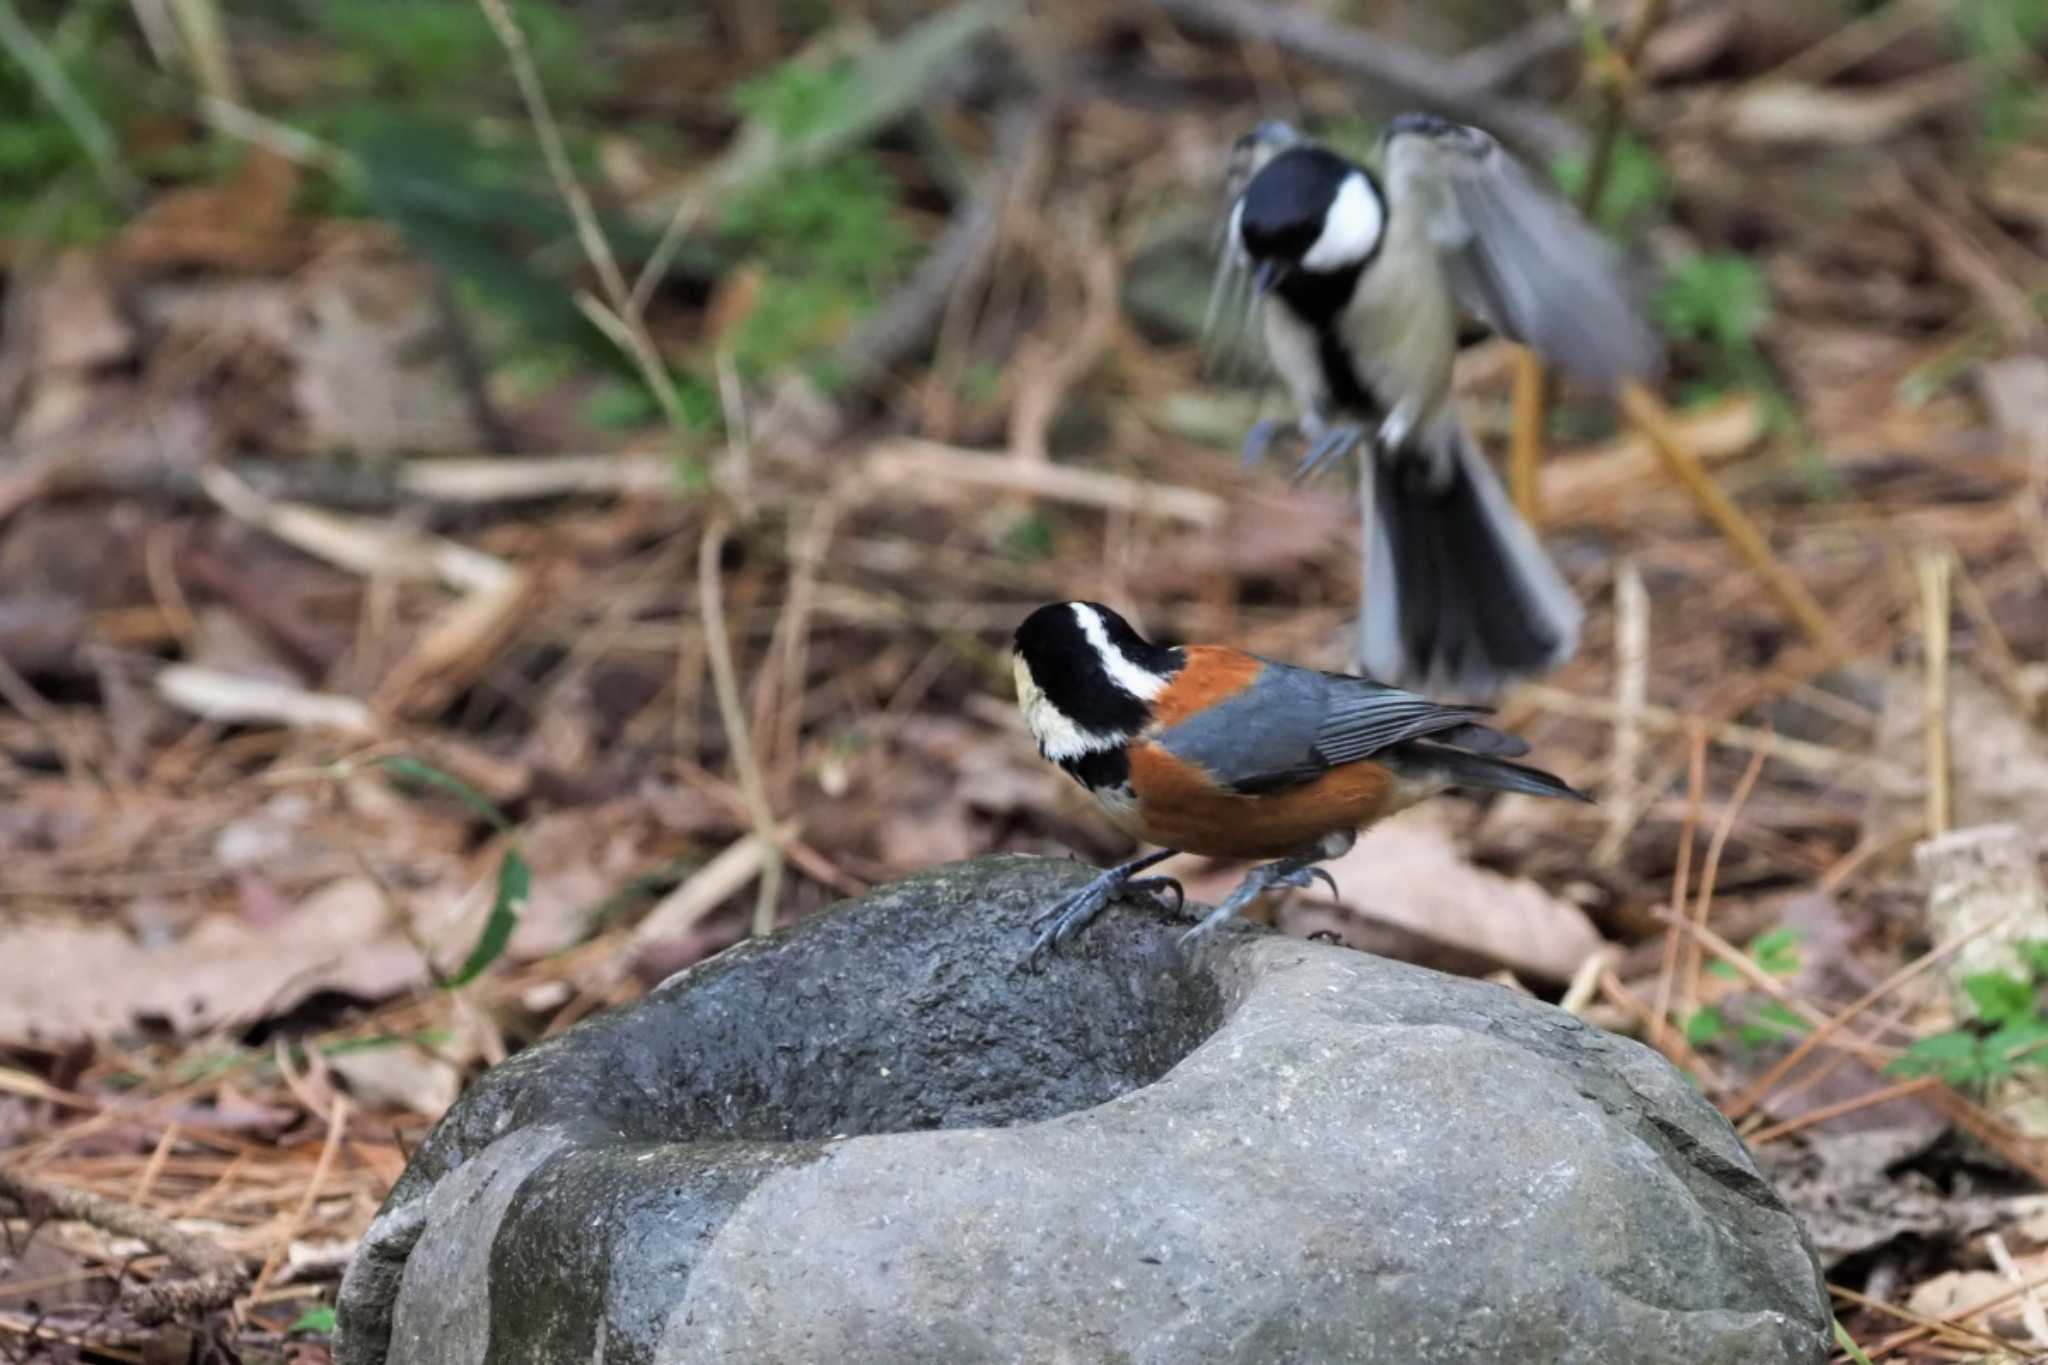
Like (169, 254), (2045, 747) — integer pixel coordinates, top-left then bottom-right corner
(1125, 742), (1396, 861)
(1150, 647), (1265, 727)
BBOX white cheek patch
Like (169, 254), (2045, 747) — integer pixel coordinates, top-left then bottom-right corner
(1071, 604), (1169, 701)
(1301, 173), (1384, 272)
(1014, 654), (1124, 762)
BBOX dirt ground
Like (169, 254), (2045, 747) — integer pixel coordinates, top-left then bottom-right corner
(5, 0), (2048, 1360)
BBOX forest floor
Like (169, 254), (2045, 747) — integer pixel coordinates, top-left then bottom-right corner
(6, 0), (2048, 1359)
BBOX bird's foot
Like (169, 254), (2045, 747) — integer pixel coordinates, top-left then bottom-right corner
(1179, 860), (1339, 949)
(1240, 417), (1295, 471)
(1025, 851), (1180, 963)
(1290, 424), (1366, 485)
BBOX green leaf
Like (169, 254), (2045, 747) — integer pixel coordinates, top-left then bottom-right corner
(1684, 1007), (1725, 1046)
(1887, 1030), (1982, 1081)
(1655, 254), (1772, 352)
(1986, 1017), (2048, 1070)
(1706, 959), (1740, 981)
(1550, 131), (1668, 233)
(584, 379), (661, 431)
(2017, 939), (2048, 981)
(1749, 926), (1804, 976)
(1737, 1000), (1810, 1047)
(376, 756), (512, 832)
(1962, 969), (2036, 1025)
(445, 848), (530, 988)
(290, 1305), (338, 1335)
(1833, 1317), (1876, 1365)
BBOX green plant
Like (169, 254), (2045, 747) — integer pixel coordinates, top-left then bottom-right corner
(0, 0), (139, 241)
(1654, 251), (1828, 491)
(318, 0), (607, 107)
(714, 59), (917, 386)
(1955, 0), (2048, 147)
(1890, 942), (2048, 1090)
(1709, 925), (1803, 980)
(1685, 927), (1807, 1048)
(376, 756), (530, 987)
(1551, 131), (1669, 234)
(289, 1305), (338, 1336)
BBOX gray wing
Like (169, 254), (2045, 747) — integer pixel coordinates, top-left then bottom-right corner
(1382, 114), (1664, 396)
(1155, 659), (1519, 794)
(1224, 120), (1307, 207)
(1206, 121), (1310, 365)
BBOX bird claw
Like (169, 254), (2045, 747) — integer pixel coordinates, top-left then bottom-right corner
(1241, 418), (1293, 470)
(1290, 425), (1365, 485)
(1296, 866), (1340, 901)
(1124, 875), (1186, 917)
(1177, 860), (1340, 951)
(1024, 855), (1180, 965)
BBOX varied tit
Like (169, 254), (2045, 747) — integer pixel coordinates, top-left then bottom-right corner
(1213, 116), (1664, 699)
(1011, 601), (1589, 956)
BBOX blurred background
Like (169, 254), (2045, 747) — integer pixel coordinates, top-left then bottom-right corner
(5, 0), (2048, 1357)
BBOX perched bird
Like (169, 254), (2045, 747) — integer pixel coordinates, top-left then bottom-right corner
(1012, 601), (1589, 955)
(1213, 115), (1664, 698)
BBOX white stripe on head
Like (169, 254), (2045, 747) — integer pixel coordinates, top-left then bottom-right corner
(1301, 172), (1383, 272)
(1013, 653), (1125, 761)
(1071, 603), (1169, 701)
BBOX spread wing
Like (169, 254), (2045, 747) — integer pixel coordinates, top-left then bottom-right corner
(1204, 121), (1309, 372)
(1155, 659), (1523, 795)
(1381, 113), (1664, 396)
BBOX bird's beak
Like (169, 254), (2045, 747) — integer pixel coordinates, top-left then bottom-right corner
(1253, 260), (1287, 294)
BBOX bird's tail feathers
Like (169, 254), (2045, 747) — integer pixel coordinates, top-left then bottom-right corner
(1410, 744), (1591, 803)
(1360, 419), (1581, 699)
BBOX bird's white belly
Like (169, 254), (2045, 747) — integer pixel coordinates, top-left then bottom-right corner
(1340, 255), (1457, 425)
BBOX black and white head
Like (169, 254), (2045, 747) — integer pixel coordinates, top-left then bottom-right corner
(1232, 144), (1387, 293)
(1012, 603), (1181, 770)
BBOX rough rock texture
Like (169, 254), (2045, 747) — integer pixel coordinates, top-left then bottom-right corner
(336, 855), (1832, 1365)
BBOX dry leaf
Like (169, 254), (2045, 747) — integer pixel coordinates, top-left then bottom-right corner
(0, 878), (428, 1044)
(1275, 809), (1605, 984)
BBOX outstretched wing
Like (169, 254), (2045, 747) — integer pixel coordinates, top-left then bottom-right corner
(1155, 658), (1521, 795)
(1381, 113), (1664, 396)
(1205, 121), (1309, 371)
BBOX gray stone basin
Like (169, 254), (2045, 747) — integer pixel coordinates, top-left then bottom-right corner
(336, 854), (1832, 1365)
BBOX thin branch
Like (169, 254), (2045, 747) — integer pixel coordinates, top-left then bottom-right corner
(0, 1167), (243, 1325)
(476, 0), (627, 307)
(1145, 0), (1587, 158)
(699, 518), (784, 937)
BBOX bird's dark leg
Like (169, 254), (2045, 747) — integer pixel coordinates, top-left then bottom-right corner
(1179, 857), (1339, 948)
(1027, 848), (1182, 961)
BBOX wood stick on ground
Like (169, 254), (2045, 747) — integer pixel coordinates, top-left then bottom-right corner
(1745, 1075), (1941, 1145)
(699, 518), (784, 938)
(0, 1166), (244, 1325)
(1603, 561), (1648, 830)
(1509, 347), (1546, 525)
(1685, 736), (1771, 1017)
(1859, 1264), (2048, 1361)
(1649, 723), (1707, 1055)
(242, 1095), (348, 1315)
(1619, 381), (1848, 660)
(1951, 550), (2041, 722)
(1825, 1280), (2014, 1357)
(1916, 546), (1954, 837)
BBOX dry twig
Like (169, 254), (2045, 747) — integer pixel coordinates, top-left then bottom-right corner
(0, 1166), (244, 1325)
